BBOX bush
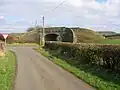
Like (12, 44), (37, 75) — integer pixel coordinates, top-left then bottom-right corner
(45, 42), (120, 73)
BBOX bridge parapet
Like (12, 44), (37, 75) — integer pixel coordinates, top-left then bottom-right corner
(39, 27), (66, 35)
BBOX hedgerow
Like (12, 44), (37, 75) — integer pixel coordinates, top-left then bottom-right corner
(45, 42), (120, 73)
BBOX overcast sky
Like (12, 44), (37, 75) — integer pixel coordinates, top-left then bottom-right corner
(0, 0), (120, 33)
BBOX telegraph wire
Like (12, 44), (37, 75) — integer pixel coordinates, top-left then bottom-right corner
(51, 0), (67, 12)
(44, 0), (68, 17)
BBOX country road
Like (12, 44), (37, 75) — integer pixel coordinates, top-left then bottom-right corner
(10, 46), (95, 90)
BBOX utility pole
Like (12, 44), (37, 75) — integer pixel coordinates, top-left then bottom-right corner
(34, 20), (40, 46)
(35, 20), (37, 27)
(42, 16), (45, 46)
(34, 20), (37, 32)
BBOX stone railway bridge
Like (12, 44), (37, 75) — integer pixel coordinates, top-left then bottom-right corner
(22, 27), (103, 44)
(39, 27), (77, 43)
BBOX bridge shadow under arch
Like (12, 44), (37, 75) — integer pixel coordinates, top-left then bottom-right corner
(45, 34), (59, 41)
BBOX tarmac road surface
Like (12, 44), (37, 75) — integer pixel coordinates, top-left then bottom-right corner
(10, 46), (95, 90)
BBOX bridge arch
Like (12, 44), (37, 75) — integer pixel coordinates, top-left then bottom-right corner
(39, 27), (77, 43)
(45, 34), (60, 41)
(62, 27), (76, 43)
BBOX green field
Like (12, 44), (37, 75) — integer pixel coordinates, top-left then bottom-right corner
(98, 39), (120, 44)
(0, 51), (16, 90)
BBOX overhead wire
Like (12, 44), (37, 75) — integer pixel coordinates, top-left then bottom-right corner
(1, 0), (68, 30)
(44, 0), (68, 17)
(51, 0), (68, 12)
(41, 0), (68, 27)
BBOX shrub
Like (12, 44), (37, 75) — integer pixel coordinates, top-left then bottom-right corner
(45, 42), (120, 73)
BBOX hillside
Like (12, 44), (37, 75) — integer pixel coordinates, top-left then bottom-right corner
(72, 28), (105, 43)
(103, 34), (120, 39)
(20, 30), (40, 43)
(10, 33), (25, 37)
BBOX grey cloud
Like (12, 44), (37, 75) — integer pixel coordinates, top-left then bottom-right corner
(0, 0), (120, 32)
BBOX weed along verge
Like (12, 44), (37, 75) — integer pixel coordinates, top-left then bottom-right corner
(34, 42), (120, 90)
(0, 50), (16, 90)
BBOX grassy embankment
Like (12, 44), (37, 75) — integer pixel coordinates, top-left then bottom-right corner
(0, 51), (16, 90)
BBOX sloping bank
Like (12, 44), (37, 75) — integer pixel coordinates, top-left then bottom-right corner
(34, 42), (120, 90)
(0, 51), (16, 90)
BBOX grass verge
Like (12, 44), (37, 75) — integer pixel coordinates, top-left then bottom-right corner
(0, 51), (16, 90)
(34, 48), (120, 90)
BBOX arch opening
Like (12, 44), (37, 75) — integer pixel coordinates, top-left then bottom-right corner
(45, 34), (59, 41)
(62, 28), (74, 43)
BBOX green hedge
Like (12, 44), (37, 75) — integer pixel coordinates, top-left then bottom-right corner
(45, 42), (120, 73)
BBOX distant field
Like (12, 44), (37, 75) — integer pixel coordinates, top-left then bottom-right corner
(9, 33), (25, 39)
(98, 39), (120, 44)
